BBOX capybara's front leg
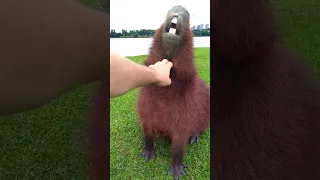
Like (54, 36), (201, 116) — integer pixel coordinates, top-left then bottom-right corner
(140, 130), (156, 162)
(167, 136), (188, 180)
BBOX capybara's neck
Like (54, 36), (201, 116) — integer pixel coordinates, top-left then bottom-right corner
(211, 0), (278, 60)
(145, 25), (197, 81)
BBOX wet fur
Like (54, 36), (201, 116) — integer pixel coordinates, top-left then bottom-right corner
(211, 0), (320, 179)
(137, 24), (210, 176)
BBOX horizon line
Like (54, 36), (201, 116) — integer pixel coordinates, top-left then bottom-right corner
(111, 26), (210, 32)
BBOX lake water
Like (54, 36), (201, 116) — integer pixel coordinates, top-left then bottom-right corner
(110, 36), (210, 57)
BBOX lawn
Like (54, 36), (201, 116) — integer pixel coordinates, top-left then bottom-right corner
(0, 85), (93, 180)
(0, 1), (319, 180)
(273, 0), (320, 76)
(77, 0), (109, 13)
(110, 48), (210, 180)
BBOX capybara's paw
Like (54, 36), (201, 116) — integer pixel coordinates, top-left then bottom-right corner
(140, 148), (156, 162)
(167, 163), (188, 180)
(189, 135), (200, 144)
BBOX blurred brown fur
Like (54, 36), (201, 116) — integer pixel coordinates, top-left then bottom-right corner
(211, 0), (320, 179)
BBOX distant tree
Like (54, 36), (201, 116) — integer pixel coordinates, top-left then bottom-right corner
(110, 28), (209, 38)
(110, 29), (117, 37)
(121, 29), (128, 36)
(133, 32), (139, 38)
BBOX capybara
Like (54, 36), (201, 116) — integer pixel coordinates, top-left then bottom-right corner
(137, 5), (210, 180)
(211, 0), (320, 179)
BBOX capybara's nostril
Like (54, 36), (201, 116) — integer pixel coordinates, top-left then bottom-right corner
(172, 13), (179, 17)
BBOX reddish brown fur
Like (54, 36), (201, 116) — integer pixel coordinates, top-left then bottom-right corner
(211, 0), (320, 179)
(87, 80), (109, 180)
(137, 23), (210, 176)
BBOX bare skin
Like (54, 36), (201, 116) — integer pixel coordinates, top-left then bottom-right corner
(0, 0), (173, 117)
(110, 52), (173, 98)
(0, 0), (109, 116)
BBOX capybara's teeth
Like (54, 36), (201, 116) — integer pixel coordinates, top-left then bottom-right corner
(171, 17), (177, 24)
(169, 28), (176, 34)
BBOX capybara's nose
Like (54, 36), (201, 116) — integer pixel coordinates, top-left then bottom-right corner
(172, 13), (179, 17)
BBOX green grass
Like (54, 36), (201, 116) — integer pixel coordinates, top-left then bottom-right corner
(273, 0), (320, 76)
(76, 0), (109, 13)
(110, 48), (210, 180)
(0, 85), (93, 180)
(0, 1), (319, 180)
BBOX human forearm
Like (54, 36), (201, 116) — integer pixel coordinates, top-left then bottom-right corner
(0, 0), (109, 116)
(110, 52), (159, 97)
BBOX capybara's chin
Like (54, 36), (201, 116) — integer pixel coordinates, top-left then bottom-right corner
(161, 33), (183, 56)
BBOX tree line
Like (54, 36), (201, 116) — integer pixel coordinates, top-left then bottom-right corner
(110, 29), (210, 38)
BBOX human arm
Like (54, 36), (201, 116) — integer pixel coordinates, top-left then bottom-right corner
(0, 0), (109, 116)
(110, 52), (173, 98)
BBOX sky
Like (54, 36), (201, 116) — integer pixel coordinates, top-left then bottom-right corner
(110, 0), (210, 32)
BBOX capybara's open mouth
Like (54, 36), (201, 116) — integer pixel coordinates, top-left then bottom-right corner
(163, 5), (189, 37)
(164, 14), (180, 36)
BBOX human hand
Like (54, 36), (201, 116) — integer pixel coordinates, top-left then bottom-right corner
(148, 59), (173, 86)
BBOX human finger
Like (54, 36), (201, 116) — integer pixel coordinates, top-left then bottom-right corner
(161, 59), (169, 64)
(154, 61), (162, 65)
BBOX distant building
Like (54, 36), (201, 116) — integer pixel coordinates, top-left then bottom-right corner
(192, 24), (210, 30)
(199, 24), (204, 30)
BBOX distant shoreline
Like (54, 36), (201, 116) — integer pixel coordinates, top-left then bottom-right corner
(110, 29), (210, 38)
(110, 35), (210, 38)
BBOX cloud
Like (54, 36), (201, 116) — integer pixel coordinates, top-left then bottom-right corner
(110, 0), (210, 32)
